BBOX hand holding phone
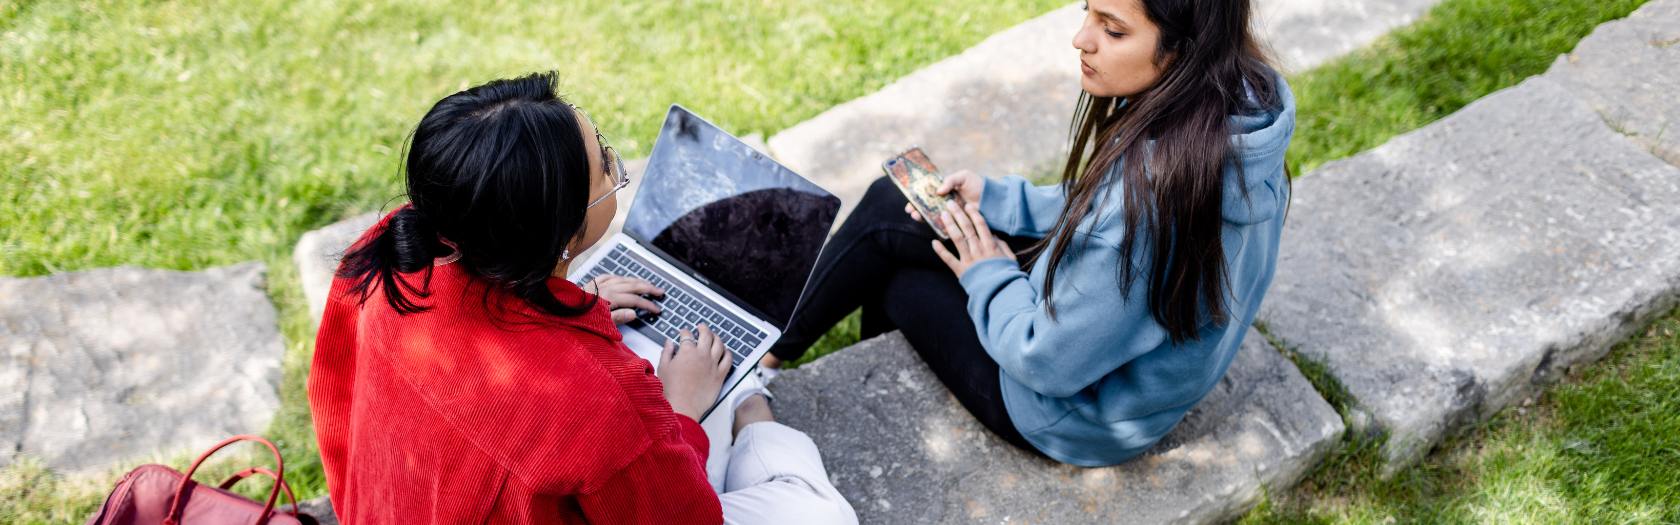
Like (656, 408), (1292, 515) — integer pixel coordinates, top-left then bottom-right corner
(906, 171), (984, 223)
(883, 147), (966, 239)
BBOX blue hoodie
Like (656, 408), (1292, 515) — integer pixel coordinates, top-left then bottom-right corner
(958, 75), (1295, 466)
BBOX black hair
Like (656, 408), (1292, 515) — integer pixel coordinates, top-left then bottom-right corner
(337, 71), (598, 318)
(1039, 0), (1286, 343)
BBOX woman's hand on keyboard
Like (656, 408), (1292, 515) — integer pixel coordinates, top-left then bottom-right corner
(657, 324), (732, 422)
(585, 275), (665, 324)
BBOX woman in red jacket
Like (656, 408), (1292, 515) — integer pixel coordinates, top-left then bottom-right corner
(308, 72), (857, 524)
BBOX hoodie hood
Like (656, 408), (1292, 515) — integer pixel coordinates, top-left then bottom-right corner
(1220, 73), (1296, 225)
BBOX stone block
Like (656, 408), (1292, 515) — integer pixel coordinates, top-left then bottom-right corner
(771, 330), (1343, 524)
(0, 263), (285, 473)
(1258, 77), (1680, 470)
(1255, 0), (1443, 72)
(1547, 0), (1680, 166)
(294, 212), (380, 323)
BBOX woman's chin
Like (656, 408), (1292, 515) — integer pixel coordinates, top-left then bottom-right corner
(1079, 77), (1119, 99)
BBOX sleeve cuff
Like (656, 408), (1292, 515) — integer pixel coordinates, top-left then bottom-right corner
(959, 257), (1026, 292)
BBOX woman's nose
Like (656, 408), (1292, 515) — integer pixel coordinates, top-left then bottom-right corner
(1071, 24), (1096, 54)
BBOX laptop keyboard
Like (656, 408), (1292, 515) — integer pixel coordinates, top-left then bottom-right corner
(576, 244), (768, 366)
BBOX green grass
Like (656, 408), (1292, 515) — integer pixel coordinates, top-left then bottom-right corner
(0, 1), (1064, 521)
(789, 310), (863, 368)
(1, 0), (1067, 277)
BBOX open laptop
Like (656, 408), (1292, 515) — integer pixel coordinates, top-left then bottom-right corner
(569, 105), (840, 421)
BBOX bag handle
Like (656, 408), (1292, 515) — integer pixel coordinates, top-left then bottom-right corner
(165, 435), (286, 525)
(218, 467), (301, 517)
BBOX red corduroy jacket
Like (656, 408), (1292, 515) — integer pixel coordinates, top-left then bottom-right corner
(308, 217), (722, 524)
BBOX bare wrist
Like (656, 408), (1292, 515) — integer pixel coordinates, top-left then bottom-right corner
(673, 405), (703, 422)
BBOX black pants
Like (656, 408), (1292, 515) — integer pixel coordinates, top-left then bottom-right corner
(772, 176), (1044, 455)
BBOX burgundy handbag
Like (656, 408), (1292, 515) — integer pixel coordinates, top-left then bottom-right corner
(86, 434), (317, 525)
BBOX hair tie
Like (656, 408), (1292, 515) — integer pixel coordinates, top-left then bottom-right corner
(435, 237), (462, 266)
(389, 207), (440, 272)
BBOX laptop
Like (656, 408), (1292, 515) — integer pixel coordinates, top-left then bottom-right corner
(569, 105), (840, 421)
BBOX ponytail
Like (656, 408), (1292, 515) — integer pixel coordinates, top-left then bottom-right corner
(338, 206), (447, 315)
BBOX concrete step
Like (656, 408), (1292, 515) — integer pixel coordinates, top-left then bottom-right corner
(769, 330), (1343, 525)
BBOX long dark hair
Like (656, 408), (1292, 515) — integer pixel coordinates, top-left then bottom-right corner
(1033, 0), (1283, 343)
(338, 71), (598, 318)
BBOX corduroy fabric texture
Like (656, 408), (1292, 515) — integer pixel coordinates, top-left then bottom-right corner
(309, 210), (722, 524)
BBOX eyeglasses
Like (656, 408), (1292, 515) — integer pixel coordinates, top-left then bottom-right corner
(571, 104), (631, 210)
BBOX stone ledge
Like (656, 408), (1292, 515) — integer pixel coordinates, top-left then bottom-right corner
(767, 4), (1086, 224)
(1546, 0), (1680, 166)
(1258, 75), (1680, 471)
(294, 212), (381, 322)
(0, 263), (285, 473)
(1255, 0), (1444, 72)
(770, 330), (1343, 525)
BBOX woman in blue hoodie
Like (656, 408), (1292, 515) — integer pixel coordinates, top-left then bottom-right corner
(764, 0), (1295, 467)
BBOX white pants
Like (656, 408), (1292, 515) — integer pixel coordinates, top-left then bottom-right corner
(708, 421), (858, 525)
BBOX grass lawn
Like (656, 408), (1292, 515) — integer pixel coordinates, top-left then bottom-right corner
(0, 0), (1064, 521)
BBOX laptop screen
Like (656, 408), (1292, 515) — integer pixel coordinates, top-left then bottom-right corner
(623, 105), (840, 330)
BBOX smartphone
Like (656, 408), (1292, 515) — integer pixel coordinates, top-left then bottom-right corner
(882, 147), (963, 240)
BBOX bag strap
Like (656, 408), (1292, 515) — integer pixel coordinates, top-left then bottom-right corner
(218, 467), (301, 517)
(164, 435), (286, 525)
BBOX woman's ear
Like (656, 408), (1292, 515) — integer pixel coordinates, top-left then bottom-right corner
(554, 231), (583, 277)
